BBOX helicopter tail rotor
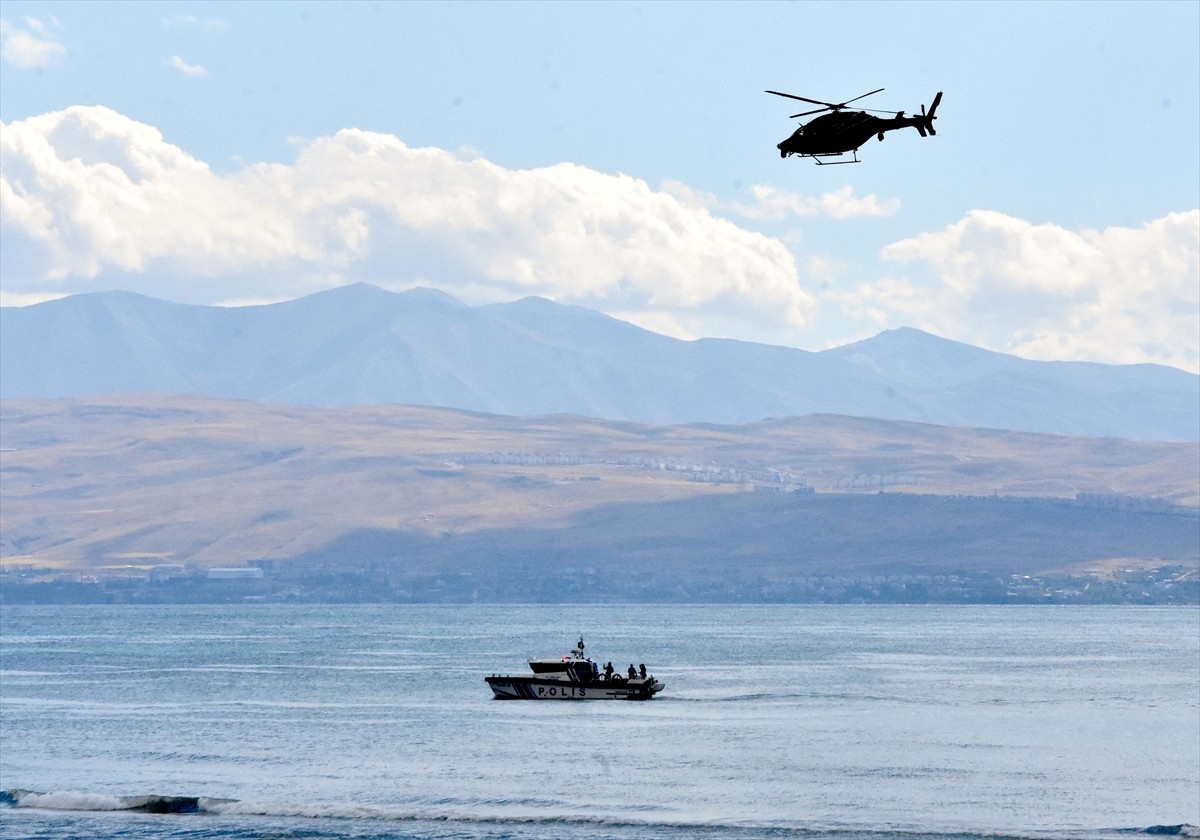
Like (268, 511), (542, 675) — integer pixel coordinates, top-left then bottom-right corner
(915, 91), (942, 137)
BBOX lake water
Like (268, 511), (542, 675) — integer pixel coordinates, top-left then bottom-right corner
(1, 605), (1197, 839)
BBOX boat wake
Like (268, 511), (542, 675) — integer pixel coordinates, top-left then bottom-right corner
(1, 789), (1196, 838)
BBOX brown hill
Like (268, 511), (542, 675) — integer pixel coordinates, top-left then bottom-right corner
(1, 396), (1196, 602)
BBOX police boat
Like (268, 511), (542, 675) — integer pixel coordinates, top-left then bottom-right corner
(485, 637), (664, 700)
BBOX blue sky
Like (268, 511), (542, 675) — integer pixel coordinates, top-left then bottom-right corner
(2, 0), (1197, 371)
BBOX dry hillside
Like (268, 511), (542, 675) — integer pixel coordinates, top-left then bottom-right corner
(2, 396), (1195, 580)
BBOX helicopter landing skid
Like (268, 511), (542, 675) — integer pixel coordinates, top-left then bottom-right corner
(812, 150), (860, 165)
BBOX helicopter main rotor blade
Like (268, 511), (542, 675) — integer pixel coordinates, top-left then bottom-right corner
(768, 87), (886, 116)
(766, 90), (835, 108)
(841, 87), (885, 107)
(788, 106), (834, 118)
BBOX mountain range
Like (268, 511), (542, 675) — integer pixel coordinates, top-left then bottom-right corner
(2, 283), (1196, 440)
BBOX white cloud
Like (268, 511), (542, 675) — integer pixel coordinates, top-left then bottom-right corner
(848, 209), (1200, 371)
(0, 105), (814, 334)
(162, 15), (227, 31)
(0, 289), (66, 308)
(732, 184), (900, 220)
(0, 17), (65, 69)
(659, 180), (719, 211)
(3, 106), (1194, 372)
(663, 180), (899, 222)
(169, 55), (207, 78)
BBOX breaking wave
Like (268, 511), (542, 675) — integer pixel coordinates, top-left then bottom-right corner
(0, 789), (230, 814)
(1, 788), (1196, 839)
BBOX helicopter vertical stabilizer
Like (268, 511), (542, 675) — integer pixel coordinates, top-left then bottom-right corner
(915, 91), (942, 137)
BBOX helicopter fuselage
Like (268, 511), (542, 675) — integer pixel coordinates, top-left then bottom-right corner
(777, 111), (927, 159)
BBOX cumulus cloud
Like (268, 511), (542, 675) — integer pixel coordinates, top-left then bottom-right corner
(840, 209), (1199, 371)
(0, 105), (814, 332)
(732, 185), (900, 220)
(169, 55), (206, 77)
(662, 180), (899, 222)
(4, 106), (1194, 371)
(1, 16), (65, 69)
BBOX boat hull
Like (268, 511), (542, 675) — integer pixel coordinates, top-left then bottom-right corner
(485, 675), (663, 700)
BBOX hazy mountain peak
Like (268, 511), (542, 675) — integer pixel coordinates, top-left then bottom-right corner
(483, 295), (661, 345)
(298, 283), (465, 309)
(1, 286), (1196, 439)
(836, 326), (999, 359)
(826, 326), (1009, 385)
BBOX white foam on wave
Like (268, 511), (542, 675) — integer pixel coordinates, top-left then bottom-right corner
(203, 798), (441, 821)
(11, 789), (1195, 838)
(201, 797), (634, 826)
(14, 790), (128, 811)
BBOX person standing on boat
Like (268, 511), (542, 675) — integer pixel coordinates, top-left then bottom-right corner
(604, 662), (614, 680)
(639, 664), (647, 680)
(628, 664), (637, 680)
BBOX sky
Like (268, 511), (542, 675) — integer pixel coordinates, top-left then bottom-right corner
(1, 1), (1198, 372)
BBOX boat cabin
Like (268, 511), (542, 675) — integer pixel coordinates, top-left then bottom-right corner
(526, 637), (598, 682)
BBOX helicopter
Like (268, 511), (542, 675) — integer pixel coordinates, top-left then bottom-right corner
(766, 87), (943, 164)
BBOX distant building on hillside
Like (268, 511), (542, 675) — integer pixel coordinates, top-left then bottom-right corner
(206, 568), (264, 580)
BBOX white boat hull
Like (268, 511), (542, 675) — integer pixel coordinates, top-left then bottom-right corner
(485, 675), (663, 700)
